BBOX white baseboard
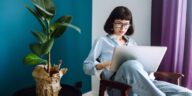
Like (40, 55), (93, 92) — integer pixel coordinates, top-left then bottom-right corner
(82, 91), (94, 96)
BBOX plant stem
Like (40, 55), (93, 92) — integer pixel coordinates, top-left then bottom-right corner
(48, 52), (51, 73)
(46, 18), (51, 73)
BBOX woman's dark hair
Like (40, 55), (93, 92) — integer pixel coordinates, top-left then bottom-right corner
(104, 6), (134, 35)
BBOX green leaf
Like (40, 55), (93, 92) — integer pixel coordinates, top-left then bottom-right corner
(51, 22), (81, 38)
(30, 43), (42, 56)
(50, 16), (80, 38)
(60, 23), (81, 33)
(30, 39), (54, 56)
(32, 31), (47, 43)
(32, 0), (55, 15)
(44, 0), (55, 15)
(32, 0), (45, 8)
(34, 3), (54, 18)
(23, 53), (47, 65)
(32, 0), (55, 20)
(50, 16), (72, 38)
(41, 39), (54, 55)
(25, 5), (46, 32)
(56, 16), (72, 23)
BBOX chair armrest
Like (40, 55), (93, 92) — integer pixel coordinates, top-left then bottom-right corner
(154, 71), (184, 79)
(99, 79), (131, 96)
(154, 71), (184, 85)
(100, 79), (131, 90)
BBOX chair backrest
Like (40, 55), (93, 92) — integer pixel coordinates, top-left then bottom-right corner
(153, 72), (184, 86)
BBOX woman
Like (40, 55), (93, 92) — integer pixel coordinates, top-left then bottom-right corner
(83, 6), (192, 96)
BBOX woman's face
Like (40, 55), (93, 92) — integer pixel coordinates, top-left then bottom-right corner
(113, 19), (130, 36)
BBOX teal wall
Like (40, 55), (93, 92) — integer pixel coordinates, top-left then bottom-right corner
(0, 0), (92, 95)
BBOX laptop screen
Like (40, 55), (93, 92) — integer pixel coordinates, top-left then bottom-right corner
(110, 46), (167, 74)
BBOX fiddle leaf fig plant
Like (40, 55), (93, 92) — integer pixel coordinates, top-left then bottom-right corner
(24, 0), (80, 73)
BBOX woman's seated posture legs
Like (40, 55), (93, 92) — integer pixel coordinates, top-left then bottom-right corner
(153, 80), (192, 96)
(111, 60), (165, 96)
(108, 60), (192, 96)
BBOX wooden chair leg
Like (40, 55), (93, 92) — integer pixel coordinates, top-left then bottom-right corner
(121, 90), (129, 96)
(99, 80), (106, 96)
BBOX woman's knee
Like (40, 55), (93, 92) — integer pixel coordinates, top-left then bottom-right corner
(119, 60), (144, 71)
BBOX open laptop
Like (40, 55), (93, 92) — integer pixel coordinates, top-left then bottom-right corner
(110, 46), (167, 74)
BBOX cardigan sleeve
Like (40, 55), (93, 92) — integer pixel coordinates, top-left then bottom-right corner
(83, 38), (103, 75)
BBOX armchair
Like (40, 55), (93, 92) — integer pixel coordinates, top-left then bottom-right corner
(99, 71), (184, 96)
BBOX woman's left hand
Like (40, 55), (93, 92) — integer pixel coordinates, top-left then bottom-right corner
(95, 61), (112, 70)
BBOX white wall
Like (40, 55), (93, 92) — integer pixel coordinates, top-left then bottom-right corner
(91, 0), (151, 95)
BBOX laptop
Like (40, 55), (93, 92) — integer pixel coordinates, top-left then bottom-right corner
(110, 46), (167, 74)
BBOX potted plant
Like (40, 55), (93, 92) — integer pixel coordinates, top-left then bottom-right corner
(23, 0), (80, 96)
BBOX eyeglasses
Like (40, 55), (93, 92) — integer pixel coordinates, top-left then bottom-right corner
(113, 23), (130, 29)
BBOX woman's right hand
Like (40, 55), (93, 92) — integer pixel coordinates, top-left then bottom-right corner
(95, 61), (112, 70)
